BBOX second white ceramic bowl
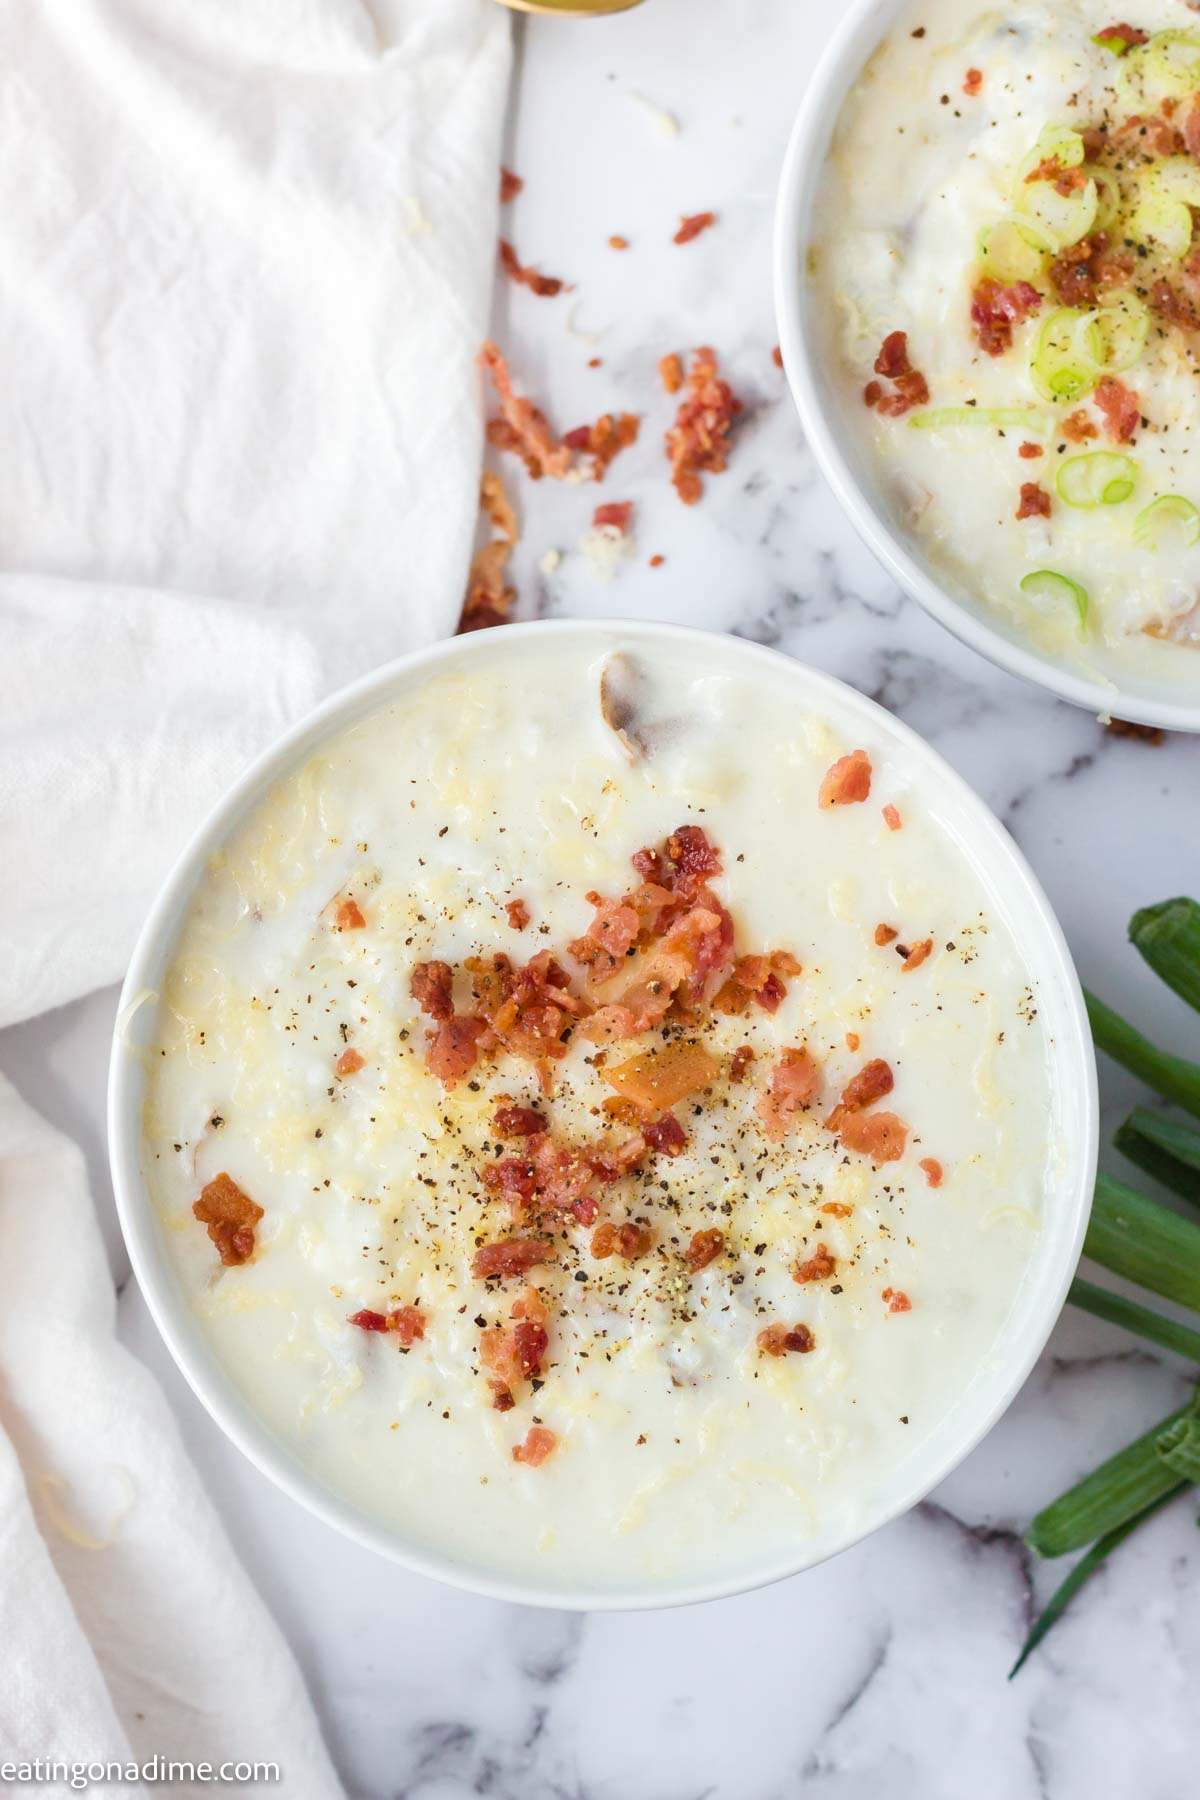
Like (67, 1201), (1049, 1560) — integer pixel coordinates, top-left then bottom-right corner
(774, 0), (1200, 734)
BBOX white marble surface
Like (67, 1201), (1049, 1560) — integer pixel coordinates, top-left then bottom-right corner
(5, 1), (1200, 1794)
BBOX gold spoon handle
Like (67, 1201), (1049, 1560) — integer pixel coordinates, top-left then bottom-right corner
(493, 0), (645, 14)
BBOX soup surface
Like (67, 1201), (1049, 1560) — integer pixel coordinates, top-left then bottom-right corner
(142, 631), (1059, 1593)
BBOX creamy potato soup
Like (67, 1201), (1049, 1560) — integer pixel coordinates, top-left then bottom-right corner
(814, 0), (1200, 687)
(141, 632), (1057, 1593)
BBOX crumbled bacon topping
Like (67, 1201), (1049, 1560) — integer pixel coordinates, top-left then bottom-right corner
(411, 960), (454, 1022)
(609, 234), (629, 250)
(882, 803), (903, 831)
(1025, 157), (1088, 197)
(1098, 22), (1146, 48)
(919, 1157), (944, 1188)
(838, 1058), (894, 1113)
(819, 749), (872, 809)
(771, 344), (783, 370)
(493, 1103), (545, 1139)
(757, 1322), (816, 1356)
(756, 1046), (819, 1141)
(1049, 234), (1134, 310)
(659, 351), (684, 395)
(1094, 376), (1141, 443)
(882, 1287), (912, 1314)
(863, 330), (930, 416)
(836, 1110), (908, 1164)
(593, 500), (633, 533)
(1150, 276), (1200, 333)
(512, 1425), (558, 1466)
(563, 411), (641, 481)
(969, 277), (1041, 357)
(713, 951), (801, 1016)
(591, 1220), (655, 1261)
(900, 938), (934, 973)
(332, 897), (366, 931)
(426, 1014), (490, 1086)
(460, 470), (519, 634)
(499, 167), (523, 204)
(665, 346), (743, 504)
(335, 1047), (365, 1078)
(963, 67), (983, 96)
(1018, 441), (1043, 459)
(479, 342), (573, 480)
(875, 923), (898, 946)
(729, 1044), (755, 1082)
(794, 1242), (836, 1284)
(674, 211), (715, 245)
(1061, 409), (1098, 443)
(643, 1113), (687, 1157)
(193, 1173), (262, 1267)
(505, 898), (531, 931)
(1016, 481), (1051, 521)
(348, 1304), (425, 1346)
(499, 239), (565, 298)
(683, 1228), (725, 1272)
(473, 1237), (557, 1280)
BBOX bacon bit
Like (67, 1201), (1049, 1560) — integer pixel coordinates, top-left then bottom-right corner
(900, 937), (934, 973)
(569, 893), (646, 980)
(499, 238), (565, 298)
(729, 1045), (756, 1083)
(882, 803), (902, 831)
(963, 67), (983, 96)
(644, 1113), (688, 1157)
(482, 1155), (538, 1209)
(193, 1173), (262, 1267)
(588, 356), (603, 369)
(505, 898), (531, 931)
(1061, 409), (1098, 442)
(674, 210), (715, 245)
(863, 331), (930, 416)
(845, 1032), (860, 1052)
(609, 234), (629, 250)
(335, 1047), (365, 1078)
(1099, 22), (1146, 48)
(970, 277), (1042, 356)
(332, 897), (366, 932)
(1186, 95), (1200, 162)
(605, 1038), (720, 1110)
(479, 342), (573, 481)
(1025, 157), (1087, 197)
(480, 1309), (548, 1407)
(649, 553), (665, 568)
(757, 1322), (816, 1356)
(819, 749), (872, 809)
(684, 1228), (724, 1272)
(837, 1109), (908, 1164)
(1116, 112), (1183, 157)
(839, 1058), (894, 1112)
(821, 1201), (853, 1218)
(1095, 376), (1141, 443)
(499, 167), (523, 204)
(919, 1157), (944, 1188)
(593, 500), (634, 533)
(659, 351), (684, 395)
(426, 1014), (490, 1086)
(714, 951), (800, 1015)
(756, 1045), (820, 1142)
(1018, 441), (1043, 459)
(466, 949), (587, 1079)
(882, 1287), (912, 1314)
(347, 1308), (388, 1332)
(562, 411), (641, 481)
(1150, 276), (1200, 332)
(473, 1237), (557, 1281)
(391, 1306), (426, 1346)
(1016, 481), (1051, 521)
(794, 1242), (836, 1284)
(874, 332), (910, 378)
(512, 1425), (558, 1466)
(411, 960), (454, 1021)
(591, 1220), (655, 1260)
(665, 345), (743, 504)
(874, 923), (898, 946)
(772, 344), (783, 369)
(493, 1104), (545, 1139)
(1105, 717), (1166, 744)
(460, 470), (519, 634)
(1049, 234), (1134, 310)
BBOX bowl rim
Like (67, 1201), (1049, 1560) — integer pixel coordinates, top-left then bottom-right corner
(108, 616), (1097, 1611)
(772, 0), (1200, 735)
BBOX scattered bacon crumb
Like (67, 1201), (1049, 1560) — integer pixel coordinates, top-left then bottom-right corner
(901, 938), (934, 973)
(649, 553), (665, 568)
(882, 1287), (912, 1314)
(505, 898), (531, 931)
(426, 1014), (490, 1086)
(659, 351), (684, 395)
(644, 1113), (688, 1157)
(919, 1157), (944, 1188)
(963, 67), (983, 95)
(512, 1425), (558, 1466)
(499, 239), (565, 298)
(1025, 157), (1088, 197)
(674, 210), (715, 245)
(460, 469), (520, 633)
(1150, 276), (1200, 333)
(1098, 22), (1146, 48)
(1105, 717), (1165, 744)
(875, 923), (898, 946)
(845, 1032), (860, 1052)
(591, 1220), (655, 1261)
(771, 344), (783, 369)
(606, 1039), (721, 1110)
(794, 1243), (836, 1284)
(1016, 481), (1051, 521)
(821, 1201), (853, 1218)
(411, 960), (454, 1021)
(838, 1058), (894, 1113)
(1018, 441), (1043, 459)
(593, 500), (633, 533)
(757, 1323), (816, 1356)
(335, 1048), (365, 1078)
(493, 1103), (545, 1138)
(193, 1173), (263, 1267)
(756, 1045), (819, 1141)
(479, 342), (573, 481)
(684, 1228), (725, 1271)
(347, 1308), (388, 1333)
(588, 356), (603, 369)
(729, 1045), (755, 1083)
(348, 1304), (426, 1346)
(819, 749), (872, 809)
(1049, 234), (1134, 310)
(1094, 376), (1141, 443)
(863, 330), (930, 416)
(609, 234), (629, 250)
(332, 897), (366, 932)
(562, 411), (641, 481)
(473, 1237), (557, 1280)
(1061, 409), (1098, 443)
(837, 1110), (909, 1163)
(882, 803), (902, 831)
(969, 277), (1042, 356)
(499, 167), (523, 204)
(665, 346), (743, 503)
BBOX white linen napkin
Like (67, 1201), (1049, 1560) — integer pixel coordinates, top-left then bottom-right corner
(0, 0), (510, 1784)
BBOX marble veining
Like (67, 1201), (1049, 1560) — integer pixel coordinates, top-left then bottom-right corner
(1, 0), (1198, 1794)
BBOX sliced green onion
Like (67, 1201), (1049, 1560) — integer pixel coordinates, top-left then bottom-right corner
(1014, 128), (1096, 249)
(1157, 1410), (1200, 1480)
(1130, 898), (1200, 1012)
(1091, 292), (1150, 374)
(1017, 124), (1086, 177)
(1128, 191), (1193, 260)
(1144, 154), (1200, 210)
(1020, 568), (1089, 629)
(1086, 988), (1200, 1119)
(1144, 28), (1200, 98)
(1115, 1108), (1200, 1207)
(1089, 166), (1122, 234)
(908, 406), (1050, 432)
(978, 217), (1049, 286)
(1085, 1173), (1200, 1313)
(1091, 28), (1140, 56)
(1011, 1487), (1183, 1677)
(1027, 1387), (1198, 1557)
(1069, 1276), (1200, 1362)
(1056, 452), (1137, 508)
(1133, 494), (1200, 551)
(1030, 307), (1096, 403)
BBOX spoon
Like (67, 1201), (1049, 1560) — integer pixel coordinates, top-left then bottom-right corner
(494, 0), (644, 14)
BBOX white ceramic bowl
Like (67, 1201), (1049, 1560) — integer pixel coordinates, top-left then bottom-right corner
(108, 619), (1097, 1610)
(774, 0), (1200, 735)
